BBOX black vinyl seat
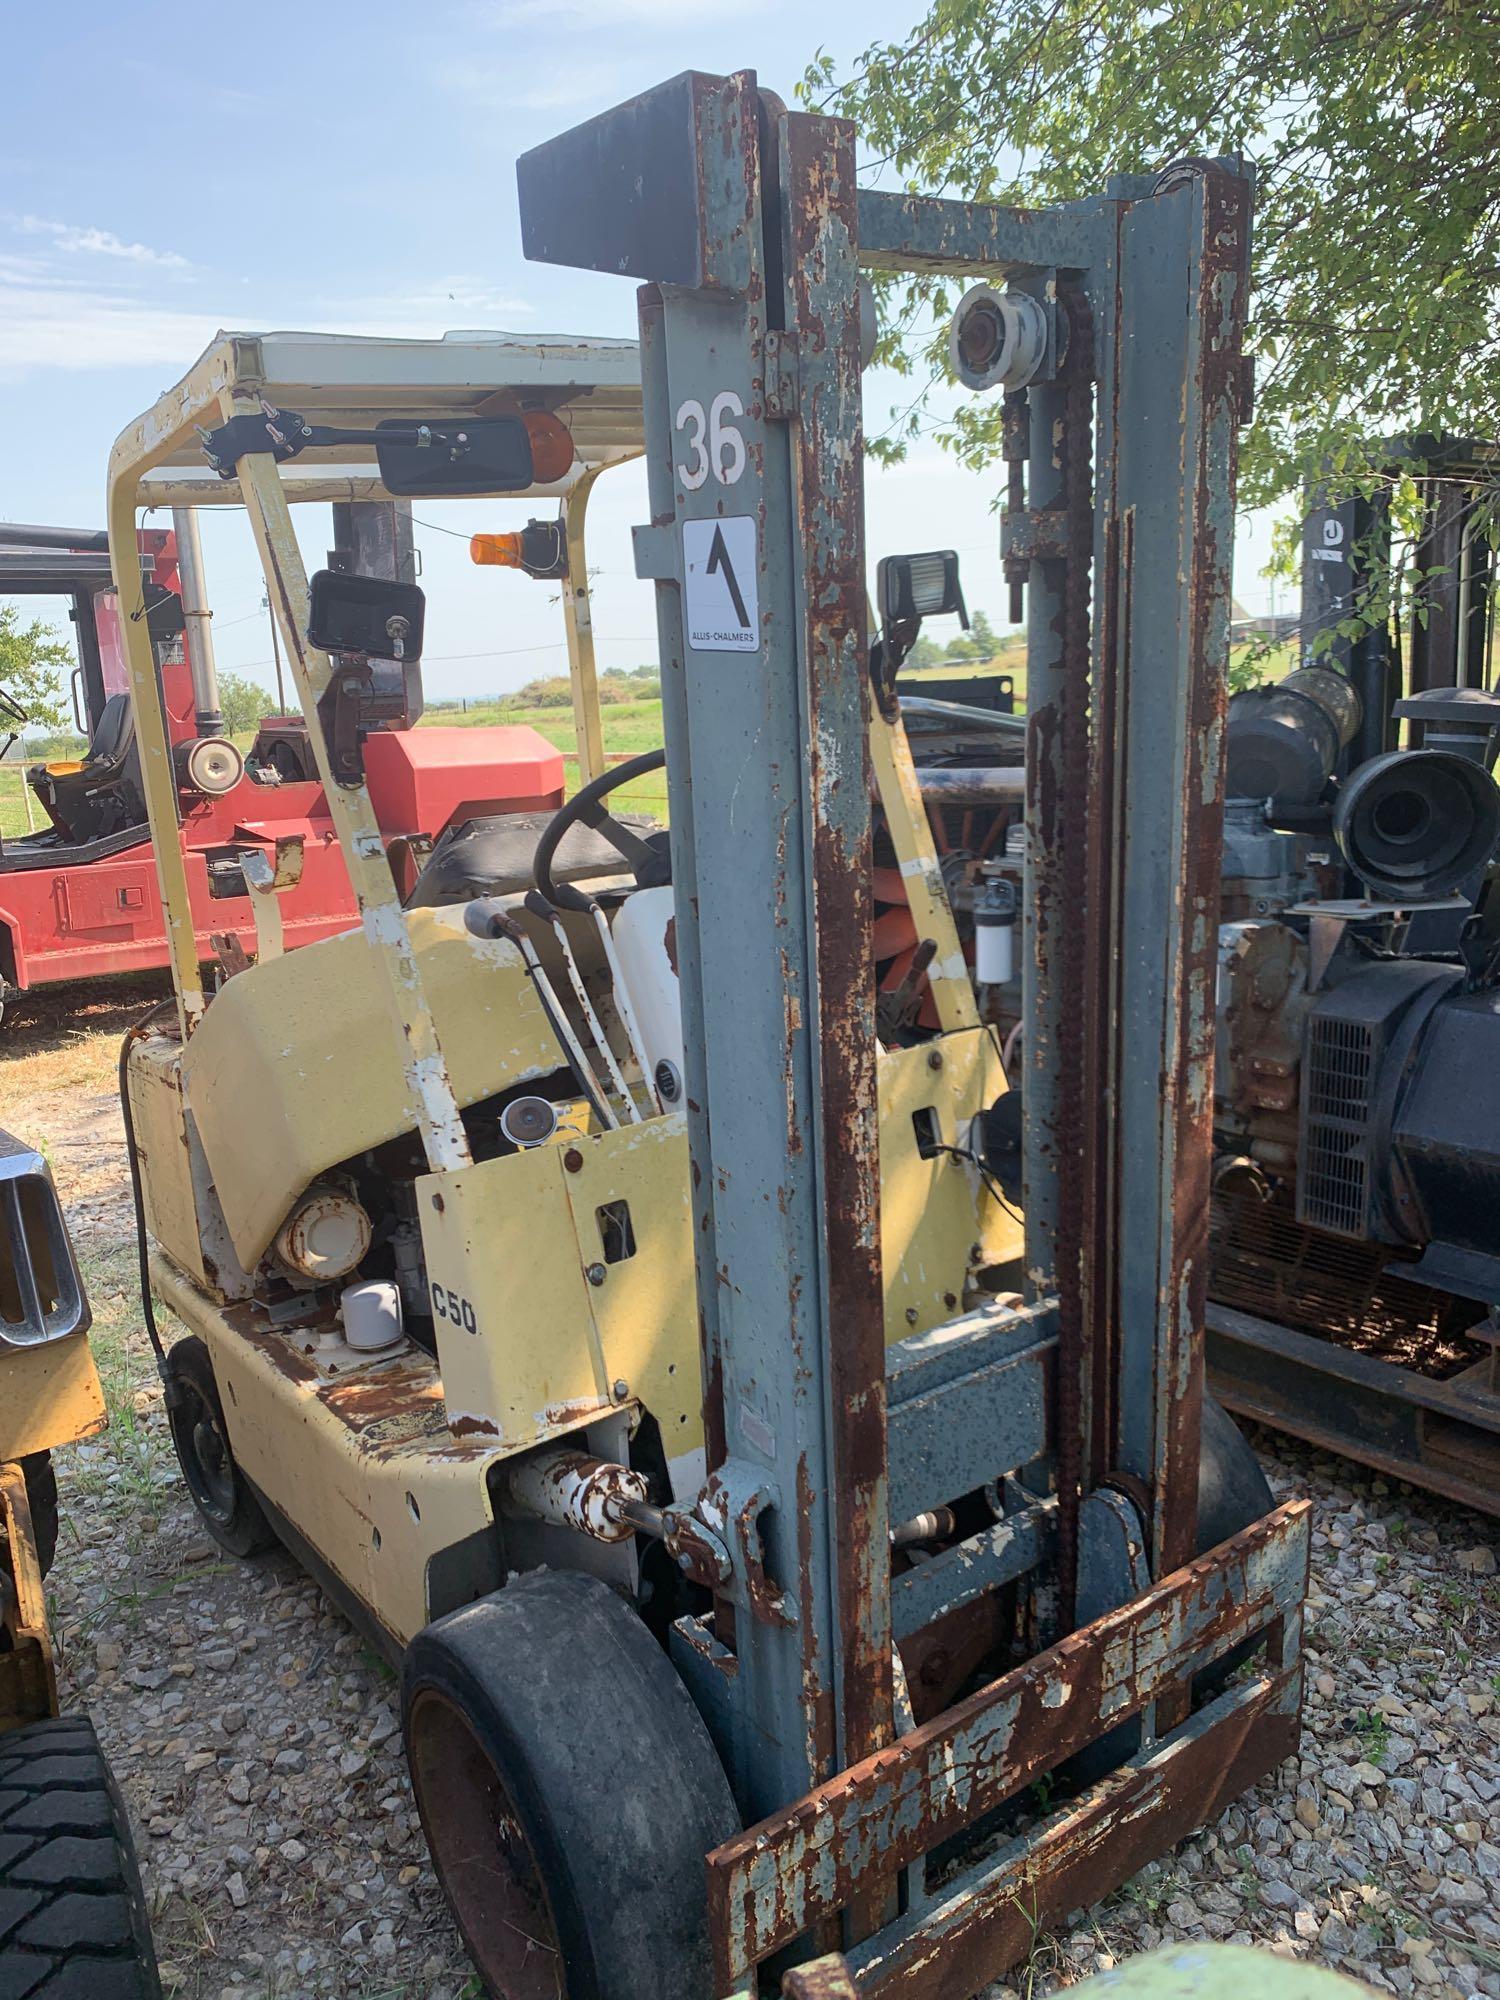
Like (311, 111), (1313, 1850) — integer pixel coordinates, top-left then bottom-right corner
(29, 693), (146, 843)
(407, 809), (657, 908)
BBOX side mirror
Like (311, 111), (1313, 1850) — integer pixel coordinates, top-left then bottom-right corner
(306, 571), (427, 661)
(877, 550), (968, 630)
(0, 1129), (90, 1348)
(375, 416), (534, 498)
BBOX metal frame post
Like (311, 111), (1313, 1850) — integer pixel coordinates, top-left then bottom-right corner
(106, 479), (203, 1033)
(561, 466), (609, 787)
(588, 74), (892, 1824)
(1102, 169), (1251, 1583)
(228, 432), (471, 1173)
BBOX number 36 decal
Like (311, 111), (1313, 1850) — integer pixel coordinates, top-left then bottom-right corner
(431, 1281), (478, 1334)
(675, 391), (747, 490)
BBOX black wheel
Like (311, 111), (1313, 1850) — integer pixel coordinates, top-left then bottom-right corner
(1196, 1393), (1274, 1554)
(0, 1713), (162, 1998)
(1063, 1397), (1275, 1786)
(163, 1338), (276, 1559)
(403, 1569), (739, 2000)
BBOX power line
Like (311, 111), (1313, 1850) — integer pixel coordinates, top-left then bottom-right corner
(217, 636), (661, 673)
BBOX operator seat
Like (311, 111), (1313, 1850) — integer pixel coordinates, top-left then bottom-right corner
(406, 809), (660, 908)
(29, 693), (146, 843)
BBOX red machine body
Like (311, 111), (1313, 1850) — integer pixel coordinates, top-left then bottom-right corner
(0, 529), (564, 998)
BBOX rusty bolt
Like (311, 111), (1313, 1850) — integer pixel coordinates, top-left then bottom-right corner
(586, 1263), (607, 1288)
(905, 1306), (919, 1325)
(431, 1192), (444, 1213)
(611, 1378), (629, 1402)
(563, 1148), (584, 1174)
(927, 1048), (944, 1071)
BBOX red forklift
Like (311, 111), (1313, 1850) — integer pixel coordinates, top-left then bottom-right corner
(0, 509), (565, 1010)
(2, 541), (599, 1012)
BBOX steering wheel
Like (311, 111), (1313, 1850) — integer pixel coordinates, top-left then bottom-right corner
(532, 747), (669, 907)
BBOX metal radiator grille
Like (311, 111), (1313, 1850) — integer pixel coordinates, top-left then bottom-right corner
(1210, 1188), (1470, 1377)
(1298, 1014), (1375, 1236)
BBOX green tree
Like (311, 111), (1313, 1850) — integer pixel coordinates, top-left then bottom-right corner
(941, 607), (1001, 661)
(0, 603), (74, 736)
(807, 1), (1500, 516)
(217, 671), (273, 738)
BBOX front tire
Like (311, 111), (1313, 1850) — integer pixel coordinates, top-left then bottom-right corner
(0, 1713), (162, 1998)
(163, 1337), (276, 1559)
(403, 1569), (739, 2000)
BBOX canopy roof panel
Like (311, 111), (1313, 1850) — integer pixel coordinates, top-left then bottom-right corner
(110, 329), (644, 509)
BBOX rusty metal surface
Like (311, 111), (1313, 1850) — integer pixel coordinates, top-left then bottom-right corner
(0, 1459), (57, 1728)
(779, 105), (894, 1792)
(1153, 165), (1253, 1591)
(1048, 287), (1097, 1631)
(524, 84), (1282, 2000)
(405, 1685), (565, 2000)
(707, 1499), (1309, 1982)
(851, 1664), (1301, 1998)
(1208, 1302), (1500, 1517)
(503, 1449), (649, 1543)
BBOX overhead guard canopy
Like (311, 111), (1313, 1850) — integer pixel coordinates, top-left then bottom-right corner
(109, 329), (643, 510)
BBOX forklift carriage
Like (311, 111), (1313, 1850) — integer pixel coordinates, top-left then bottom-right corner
(119, 71), (1308, 2000)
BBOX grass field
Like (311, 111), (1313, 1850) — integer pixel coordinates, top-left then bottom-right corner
(0, 638), (1290, 843)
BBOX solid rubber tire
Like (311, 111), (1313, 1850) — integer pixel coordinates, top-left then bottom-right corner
(1196, 1392), (1275, 1555)
(403, 1568), (739, 2000)
(0, 1713), (162, 1998)
(163, 1337), (277, 1559)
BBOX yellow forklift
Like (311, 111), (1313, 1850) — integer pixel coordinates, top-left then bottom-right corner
(116, 89), (1306, 2000)
(1, 1131), (161, 1996)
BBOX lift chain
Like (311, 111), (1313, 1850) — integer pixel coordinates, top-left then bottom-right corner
(1050, 283), (1097, 1635)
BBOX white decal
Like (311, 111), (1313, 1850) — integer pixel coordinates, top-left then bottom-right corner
(709, 391), (746, 485)
(682, 516), (759, 654)
(675, 398), (709, 490)
(675, 390), (747, 489)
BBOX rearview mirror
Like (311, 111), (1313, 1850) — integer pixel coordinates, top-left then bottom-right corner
(878, 550), (968, 629)
(375, 416), (534, 497)
(306, 571), (427, 661)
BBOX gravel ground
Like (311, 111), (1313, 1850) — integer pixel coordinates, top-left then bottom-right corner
(7, 987), (1499, 2000)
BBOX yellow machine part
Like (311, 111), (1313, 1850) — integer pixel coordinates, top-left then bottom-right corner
(418, 1024), (1016, 1450)
(149, 1256), (505, 1650)
(148, 1022), (1017, 1638)
(126, 1045), (212, 1288)
(180, 906), (568, 1271)
(0, 1340), (107, 1463)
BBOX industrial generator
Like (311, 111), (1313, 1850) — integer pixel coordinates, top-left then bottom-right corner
(1204, 440), (1500, 1509)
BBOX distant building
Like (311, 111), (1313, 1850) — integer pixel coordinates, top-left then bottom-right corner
(1229, 596), (1300, 644)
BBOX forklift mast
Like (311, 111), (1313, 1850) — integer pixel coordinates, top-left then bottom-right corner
(519, 71), (1308, 1992)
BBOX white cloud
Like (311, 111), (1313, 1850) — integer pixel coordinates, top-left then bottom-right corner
(0, 277), (222, 375)
(0, 261), (535, 378)
(434, 56), (626, 112)
(14, 215), (189, 270)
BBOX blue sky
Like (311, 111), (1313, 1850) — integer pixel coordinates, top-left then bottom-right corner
(0, 0), (1282, 705)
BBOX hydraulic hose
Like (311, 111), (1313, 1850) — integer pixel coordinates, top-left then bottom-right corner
(119, 997), (178, 1377)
